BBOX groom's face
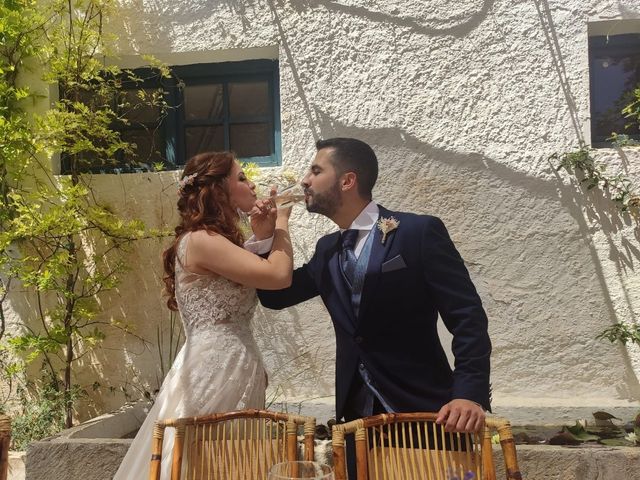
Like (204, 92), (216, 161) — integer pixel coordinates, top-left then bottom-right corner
(302, 148), (343, 217)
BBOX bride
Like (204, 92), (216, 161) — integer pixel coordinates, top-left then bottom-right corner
(113, 151), (292, 479)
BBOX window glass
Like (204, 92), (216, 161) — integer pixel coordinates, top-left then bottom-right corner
(60, 60), (280, 173)
(185, 126), (225, 159)
(230, 123), (271, 157)
(589, 34), (640, 144)
(184, 84), (224, 121)
(229, 81), (269, 118)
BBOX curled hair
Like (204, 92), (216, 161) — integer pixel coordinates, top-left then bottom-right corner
(162, 151), (244, 310)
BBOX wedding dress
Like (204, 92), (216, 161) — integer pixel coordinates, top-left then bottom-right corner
(113, 232), (266, 479)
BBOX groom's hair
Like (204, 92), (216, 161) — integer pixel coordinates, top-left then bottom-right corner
(316, 137), (378, 200)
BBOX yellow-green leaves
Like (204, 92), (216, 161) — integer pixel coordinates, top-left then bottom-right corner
(0, 0), (174, 432)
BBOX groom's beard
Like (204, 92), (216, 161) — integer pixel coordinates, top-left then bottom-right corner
(305, 181), (342, 217)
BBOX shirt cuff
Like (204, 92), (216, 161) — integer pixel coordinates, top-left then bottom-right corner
(244, 235), (274, 255)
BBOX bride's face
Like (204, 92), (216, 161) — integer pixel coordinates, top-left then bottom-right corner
(226, 161), (257, 212)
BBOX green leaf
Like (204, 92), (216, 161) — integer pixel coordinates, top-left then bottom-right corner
(599, 438), (633, 446)
(563, 423), (600, 442)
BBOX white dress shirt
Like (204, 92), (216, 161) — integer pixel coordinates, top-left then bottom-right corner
(341, 201), (379, 258)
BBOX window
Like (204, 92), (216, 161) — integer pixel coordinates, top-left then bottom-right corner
(172, 61), (281, 167)
(61, 59), (281, 173)
(588, 33), (640, 145)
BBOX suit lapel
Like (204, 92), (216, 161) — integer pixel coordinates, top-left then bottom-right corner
(357, 206), (398, 323)
(326, 234), (358, 331)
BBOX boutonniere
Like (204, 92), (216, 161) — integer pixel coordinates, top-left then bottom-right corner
(377, 216), (399, 244)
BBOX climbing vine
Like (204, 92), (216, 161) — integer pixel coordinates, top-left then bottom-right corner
(0, 0), (171, 436)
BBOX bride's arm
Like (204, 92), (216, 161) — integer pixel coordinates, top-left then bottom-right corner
(186, 212), (293, 290)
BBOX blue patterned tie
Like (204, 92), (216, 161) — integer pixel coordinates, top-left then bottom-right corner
(340, 229), (359, 287)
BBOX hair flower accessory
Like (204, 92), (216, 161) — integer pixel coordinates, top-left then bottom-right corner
(177, 172), (198, 194)
(377, 216), (399, 244)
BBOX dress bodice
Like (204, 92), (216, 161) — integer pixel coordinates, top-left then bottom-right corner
(174, 232), (258, 337)
(114, 232), (265, 480)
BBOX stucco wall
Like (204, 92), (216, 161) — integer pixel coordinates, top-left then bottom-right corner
(5, 0), (640, 424)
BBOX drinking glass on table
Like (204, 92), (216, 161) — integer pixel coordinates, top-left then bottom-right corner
(268, 461), (334, 480)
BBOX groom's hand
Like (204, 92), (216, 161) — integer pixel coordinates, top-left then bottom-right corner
(436, 398), (485, 433)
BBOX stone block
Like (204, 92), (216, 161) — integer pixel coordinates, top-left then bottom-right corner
(25, 439), (131, 480)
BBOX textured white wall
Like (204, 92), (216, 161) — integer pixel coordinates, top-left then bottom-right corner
(6, 0), (640, 424)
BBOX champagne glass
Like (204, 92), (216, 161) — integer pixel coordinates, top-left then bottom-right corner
(267, 183), (306, 209)
(268, 461), (334, 480)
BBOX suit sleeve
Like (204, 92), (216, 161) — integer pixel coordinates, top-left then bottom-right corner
(257, 247), (322, 310)
(421, 216), (492, 411)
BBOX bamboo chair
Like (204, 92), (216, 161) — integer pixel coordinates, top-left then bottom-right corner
(149, 409), (316, 480)
(0, 414), (10, 480)
(332, 412), (521, 480)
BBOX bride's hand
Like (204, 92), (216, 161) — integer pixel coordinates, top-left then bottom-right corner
(276, 203), (293, 221)
(250, 186), (277, 240)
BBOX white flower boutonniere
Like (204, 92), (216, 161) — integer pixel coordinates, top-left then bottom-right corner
(377, 216), (399, 244)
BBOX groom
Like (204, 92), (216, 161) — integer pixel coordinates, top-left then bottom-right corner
(258, 138), (491, 433)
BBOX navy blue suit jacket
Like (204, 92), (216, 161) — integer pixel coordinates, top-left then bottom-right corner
(258, 206), (491, 420)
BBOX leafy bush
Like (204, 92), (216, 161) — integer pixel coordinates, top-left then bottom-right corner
(9, 384), (84, 450)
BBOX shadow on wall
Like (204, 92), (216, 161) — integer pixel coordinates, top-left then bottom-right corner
(108, 0), (497, 145)
(532, 0), (586, 148)
(253, 303), (335, 405)
(531, 0), (640, 398)
(268, 0), (495, 142)
(110, 0), (269, 52)
(114, 0), (496, 42)
(285, 0), (496, 38)
(267, 0), (321, 143)
(311, 109), (640, 400)
(617, 1), (640, 18)
(69, 0), (640, 405)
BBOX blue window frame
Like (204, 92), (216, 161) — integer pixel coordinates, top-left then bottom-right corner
(588, 34), (640, 146)
(61, 59), (281, 173)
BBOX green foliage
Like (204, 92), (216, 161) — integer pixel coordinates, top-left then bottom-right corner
(608, 133), (640, 148)
(0, 0), (173, 434)
(241, 161), (261, 184)
(552, 148), (640, 214)
(561, 423), (600, 442)
(555, 83), (640, 217)
(621, 85), (640, 135)
(0, 0), (44, 349)
(597, 322), (640, 348)
(547, 412), (639, 447)
(601, 83), (640, 146)
(9, 383), (84, 450)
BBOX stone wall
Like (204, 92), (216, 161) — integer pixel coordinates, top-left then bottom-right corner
(24, 437), (640, 480)
(4, 0), (640, 423)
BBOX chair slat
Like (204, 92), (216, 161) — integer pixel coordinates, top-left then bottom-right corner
(333, 413), (520, 480)
(149, 409), (315, 480)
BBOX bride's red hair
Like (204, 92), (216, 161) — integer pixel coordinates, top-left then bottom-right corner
(162, 151), (244, 310)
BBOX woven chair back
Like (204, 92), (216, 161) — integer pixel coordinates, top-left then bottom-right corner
(149, 409), (315, 480)
(332, 412), (521, 480)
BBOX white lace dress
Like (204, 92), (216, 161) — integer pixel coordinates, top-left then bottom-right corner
(113, 233), (266, 479)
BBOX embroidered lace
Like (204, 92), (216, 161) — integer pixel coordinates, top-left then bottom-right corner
(113, 232), (266, 479)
